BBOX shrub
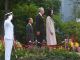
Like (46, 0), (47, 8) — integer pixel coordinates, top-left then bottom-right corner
(12, 3), (38, 43)
(0, 48), (80, 60)
(11, 48), (80, 60)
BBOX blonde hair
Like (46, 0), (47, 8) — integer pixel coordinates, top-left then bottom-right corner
(38, 7), (44, 12)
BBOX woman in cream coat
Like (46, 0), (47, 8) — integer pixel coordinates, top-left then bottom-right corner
(46, 9), (57, 50)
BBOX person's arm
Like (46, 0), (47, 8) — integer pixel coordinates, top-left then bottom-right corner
(36, 16), (40, 31)
(46, 17), (53, 35)
(36, 16), (41, 35)
(26, 25), (32, 41)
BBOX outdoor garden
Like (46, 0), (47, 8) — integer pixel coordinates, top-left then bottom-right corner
(0, 41), (80, 60)
(0, 0), (80, 60)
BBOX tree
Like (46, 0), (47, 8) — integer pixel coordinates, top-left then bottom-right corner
(12, 3), (38, 43)
(0, 0), (61, 43)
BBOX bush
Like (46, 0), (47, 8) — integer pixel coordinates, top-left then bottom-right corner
(11, 48), (80, 60)
(12, 3), (38, 43)
(0, 48), (80, 60)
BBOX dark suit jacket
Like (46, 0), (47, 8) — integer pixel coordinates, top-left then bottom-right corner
(36, 14), (45, 40)
(26, 23), (34, 42)
(36, 14), (45, 33)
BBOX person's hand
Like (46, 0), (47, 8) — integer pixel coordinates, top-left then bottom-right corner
(37, 31), (40, 36)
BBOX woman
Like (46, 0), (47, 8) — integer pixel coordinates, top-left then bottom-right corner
(46, 9), (57, 50)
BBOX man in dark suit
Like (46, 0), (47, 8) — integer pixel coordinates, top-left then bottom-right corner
(26, 18), (34, 45)
(36, 7), (45, 47)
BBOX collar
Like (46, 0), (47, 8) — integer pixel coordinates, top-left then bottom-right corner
(39, 12), (42, 16)
(28, 23), (32, 26)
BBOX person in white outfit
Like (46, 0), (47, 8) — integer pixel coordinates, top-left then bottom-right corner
(4, 12), (14, 60)
(46, 9), (57, 50)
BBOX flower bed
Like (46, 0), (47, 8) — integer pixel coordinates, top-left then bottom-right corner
(0, 48), (80, 60)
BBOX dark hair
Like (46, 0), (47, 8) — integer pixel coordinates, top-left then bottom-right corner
(46, 8), (53, 17)
(5, 12), (12, 20)
(5, 14), (10, 20)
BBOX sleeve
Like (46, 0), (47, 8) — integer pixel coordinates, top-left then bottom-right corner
(26, 25), (31, 40)
(46, 17), (53, 33)
(4, 21), (9, 27)
(26, 25), (30, 35)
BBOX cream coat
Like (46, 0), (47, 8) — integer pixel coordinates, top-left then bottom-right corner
(46, 16), (57, 45)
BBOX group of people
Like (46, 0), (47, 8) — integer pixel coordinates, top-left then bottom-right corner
(4, 7), (57, 60)
(26, 7), (57, 48)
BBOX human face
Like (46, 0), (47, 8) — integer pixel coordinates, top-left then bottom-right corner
(8, 14), (13, 21)
(30, 18), (33, 24)
(51, 10), (53, 15)
(41, 8), (45, 15)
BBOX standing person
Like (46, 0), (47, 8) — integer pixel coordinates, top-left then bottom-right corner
(36, 7), (45, 47)
(46, 9), (57, 50)
(4, 12), (14, 60)
(26, 18), (34, 46)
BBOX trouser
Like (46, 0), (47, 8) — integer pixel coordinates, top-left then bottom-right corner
(37, 34), (44, 47)
(4, 39), (13, 60)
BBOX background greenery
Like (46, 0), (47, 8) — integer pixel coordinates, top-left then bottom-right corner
(0, 0), (80, 44)
(0, 0), (80, 60)
(0, 48), (80, 60)
(0, 0), (61, 43)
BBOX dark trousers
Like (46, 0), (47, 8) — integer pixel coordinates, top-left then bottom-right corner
(36, 32), (45, 47)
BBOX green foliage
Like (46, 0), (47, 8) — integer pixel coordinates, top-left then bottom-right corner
(31, 0), (61, 14)
(12, 3), (38, 43)
(53, 14), (64, 43)
(0, 0), (61, 43)
(13, 3), (38, 19)
(62, 20), (77, 35)
(1, 48), (80, 60)
(23, 0), (61, 14)
(61, 20), (80, 42)
(11, 0), (61, 43)
(53, 14), (80, 42)
(44, 0), (61, 14)
(53, 14), (63, 30)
